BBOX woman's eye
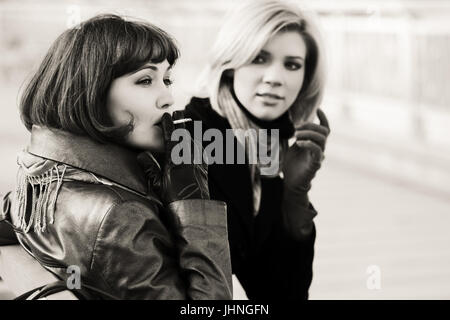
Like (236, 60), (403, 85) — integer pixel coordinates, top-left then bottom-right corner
(251, 55), (266, 64)
(138, 78), (153, 86)
(164, 78), (174, 87)
(285, 62), (302, 71)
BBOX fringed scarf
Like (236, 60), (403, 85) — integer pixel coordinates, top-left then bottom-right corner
(13, 151), (111, 233)
(216, 80), (295, 216)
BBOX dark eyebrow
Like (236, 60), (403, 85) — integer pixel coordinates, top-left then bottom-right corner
(134, 64), (173, 74)
(260, 50), (305, 61)
(136, 65), (158, 72)
(286, 56), (305, 61)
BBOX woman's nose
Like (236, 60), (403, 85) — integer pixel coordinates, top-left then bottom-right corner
(156, 87), (174, 110)
(262, 63), (283, 87)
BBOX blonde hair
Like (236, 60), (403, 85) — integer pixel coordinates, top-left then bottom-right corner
(197, 0), (326, 125)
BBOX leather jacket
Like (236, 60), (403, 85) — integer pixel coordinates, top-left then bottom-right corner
(0, 126), (232, 299)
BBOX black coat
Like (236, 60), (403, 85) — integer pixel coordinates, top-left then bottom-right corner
(184, 97), (316, 300)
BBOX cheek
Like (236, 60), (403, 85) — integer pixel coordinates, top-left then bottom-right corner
(287, 73), (305, 105)
(107, 96), (127, 126)
(108, 107), (132, 127)
(233, 68), (259, 100)
(106, 86), (164, 151)
(125, 107), (165, 150)
(107, 83), (159, 124)
(106, 84), (139, 126)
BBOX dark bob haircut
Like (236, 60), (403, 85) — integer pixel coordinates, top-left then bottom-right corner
(20, 14), (179, 143)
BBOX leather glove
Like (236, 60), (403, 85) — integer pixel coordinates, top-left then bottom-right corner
(137, 111), (210, 205)
(281, 109), (330, 238)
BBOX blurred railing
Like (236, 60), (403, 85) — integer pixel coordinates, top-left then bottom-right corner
(317, 5), (450, 145)
(1, 1), (449, 128)
(312, 1), (450, 198)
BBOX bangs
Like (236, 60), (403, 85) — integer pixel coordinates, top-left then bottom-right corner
(111, 20), (180, 78)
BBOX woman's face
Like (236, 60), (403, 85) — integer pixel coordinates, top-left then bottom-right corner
(233, 31), (307, 121)
(106, 59), (174, 151)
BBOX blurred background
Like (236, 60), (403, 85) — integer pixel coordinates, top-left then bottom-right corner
(1, 0), (449, 299)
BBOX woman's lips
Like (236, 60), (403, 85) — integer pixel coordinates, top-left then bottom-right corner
(256, 93), (284, 105)
(256, 92), (284, 100)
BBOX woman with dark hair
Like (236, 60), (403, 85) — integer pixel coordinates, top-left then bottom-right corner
(184, 0), (330, 299)
(0, 14), (232, 299)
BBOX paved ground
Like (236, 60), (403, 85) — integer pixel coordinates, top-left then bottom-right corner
(231, 153), (450, 299)
(308, 117), (450, 299)
(309, 159), (450, 299)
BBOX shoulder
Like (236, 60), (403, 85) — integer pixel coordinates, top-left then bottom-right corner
(93, 199), (169, 248)
(185, 96), (211, 111)
(54, 182), (170, 296)
(59, 180), (154, 207)
(56, 181), (160, 231)
(9, 180), (165, 283)
(184, 96), (213, 121)
(56, 180), (166, 251)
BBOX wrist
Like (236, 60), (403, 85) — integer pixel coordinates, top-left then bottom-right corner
(282, 185), (310, 208)
(281, 193), (317, 240)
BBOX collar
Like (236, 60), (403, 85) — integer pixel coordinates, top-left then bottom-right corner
(27, 126), (148, 196)
(186, 97), (231, 130)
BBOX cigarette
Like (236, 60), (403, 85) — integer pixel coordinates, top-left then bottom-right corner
(173, 118), (192, 124)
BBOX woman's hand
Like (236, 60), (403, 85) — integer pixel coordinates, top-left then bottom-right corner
(281, 109), (330, 239)
(283, 108), (330, 195)
(138, 111), (209, 205)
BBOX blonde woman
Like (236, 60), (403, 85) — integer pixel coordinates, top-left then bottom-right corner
(184, 0), (330, 299)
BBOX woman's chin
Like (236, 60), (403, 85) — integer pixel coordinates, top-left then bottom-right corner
(152, 142), (165, 153)
(254, 112), (283, 122)
(141, 138), (164, 153)
(247, 106), (285, 121)
(125, 126), (165, 151)
(123, 134), (164, 153)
